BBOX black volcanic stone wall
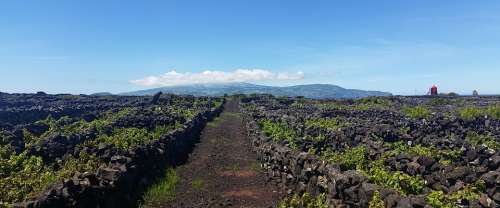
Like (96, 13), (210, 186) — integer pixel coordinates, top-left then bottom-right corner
(241, 110), (426, 208)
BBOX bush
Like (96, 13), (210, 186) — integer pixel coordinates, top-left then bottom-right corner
(321, 146), (367, 170)
(402, 106), (430, 119)
(364, 160), (424, 195)
(426, 180), (485, 208)
(259, 119), (298, 148)
(0, 152), (56, 203)
(305, 117), (350, 132)
(458, 105), (500, 121)
(369, 191), (385, 208)
(458, 107), (484, 121)
(466, 132), (500, 150)
(486, 104), (500, 120)
(278, 193), (328, 208)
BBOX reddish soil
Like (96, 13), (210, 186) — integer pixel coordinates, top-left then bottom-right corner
(156, 100), (281, 208)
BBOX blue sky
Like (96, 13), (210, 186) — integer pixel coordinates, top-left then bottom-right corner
(1, 0), (499, 95)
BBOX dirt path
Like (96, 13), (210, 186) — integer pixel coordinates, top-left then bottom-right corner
(154, 100), (281, 208)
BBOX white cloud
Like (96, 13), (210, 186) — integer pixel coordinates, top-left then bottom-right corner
(130, 69), (304, 87)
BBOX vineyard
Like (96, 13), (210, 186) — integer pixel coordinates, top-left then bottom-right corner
(240, 95), (500, 208)
(2, 92), (499, 208)
(0, 93), (223, 207)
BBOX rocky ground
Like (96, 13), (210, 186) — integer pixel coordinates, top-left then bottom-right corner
(148, 99), (282, 208)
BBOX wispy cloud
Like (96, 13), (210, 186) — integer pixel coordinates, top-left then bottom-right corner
(130, 69), (304, 87)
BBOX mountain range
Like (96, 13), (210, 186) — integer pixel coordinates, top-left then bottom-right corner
(120, 83), (391, 99)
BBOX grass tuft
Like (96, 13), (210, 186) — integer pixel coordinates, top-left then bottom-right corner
(141, 168), (179, 205)
(190, 178), (205, 191)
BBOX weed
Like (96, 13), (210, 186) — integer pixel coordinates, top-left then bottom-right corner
(259, 119), (298, 149)
(249, 162), (261, 171)
(278, 193), (328, 208)
(402, 106), (430, 119)
(426, 180), (485, 208)
(458, 107), (484, 121)
(190, 179), (204, 191)
(320, 146), (367, 170)
(142, 168), (179, 204)
(465, 132), (500, 150)
(305, 117), (350, 132)
(369, 191), (384, 208)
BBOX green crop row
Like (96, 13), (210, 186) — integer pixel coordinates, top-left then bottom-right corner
(305, 117), (351, 132)
(458, 105), (500, 121)
(383, 141), (463, 164)
(426, 180), (485, 208)
(259, 119), (298, 149)
(466, 132), (500, 150)
(320, 146), (424, 195)
(0, 149), (101, 204)
(401, 106), (431, 119)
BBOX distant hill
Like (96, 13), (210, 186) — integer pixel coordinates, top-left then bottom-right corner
(121, 82), (391, 99)
(90, 92), (114, 96)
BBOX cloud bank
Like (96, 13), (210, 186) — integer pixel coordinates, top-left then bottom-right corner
(130, 69), (304, 87)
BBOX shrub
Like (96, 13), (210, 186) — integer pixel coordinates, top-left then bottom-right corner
(458, 105), (500, 121)
(369, 191), (385, 208)
(305, 117), (350, 132)
(486, 104), (500, 120)
(259, 119), (298, 148)
(321, 146), (367, 170)
(402, 106), (430, 119)
(190, 179), (204, 191)
(465, 132), (500, 150)
(56, 151), (101, 179)
(384, 142), (463, 163)
(0, 152), (56, 203)
(426, 180), (485, 208)
(364, 160), (424, 195)
(458, 107), (484, 121)
(278, 193), (328, 208)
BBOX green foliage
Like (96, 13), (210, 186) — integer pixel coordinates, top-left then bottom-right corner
(458, 107), (484, 121)
(369, 191), (385, 208)
(486, 104), (500, 120)
(320, 146), (367, 170)
(190, 179), (204, 191)
(55, 151), (101, 179)
(0, 152), (56, 203)
(458, 105), (500, 121)
(364, 160), (424, 195)
(142, 168), (179, 205)
(304, 134), (326, 143)
(305, 117), (350, 132)
(320, 145), (424, 195)
(359, 97), (392, 109)
(96, 127), (153, 150)
(399, 126), (410, 135)
(260, 119), (298, 149)
(178, 109), (196, 119)
(402, 106), (430, 119)
(0, 145), (13, 159)
(384, 142), (462, 165)
(278, 193), (328, 208)
(465, 132), (500, 150)
(426, 180), (485, 208)
(428, 98), (453, 106)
